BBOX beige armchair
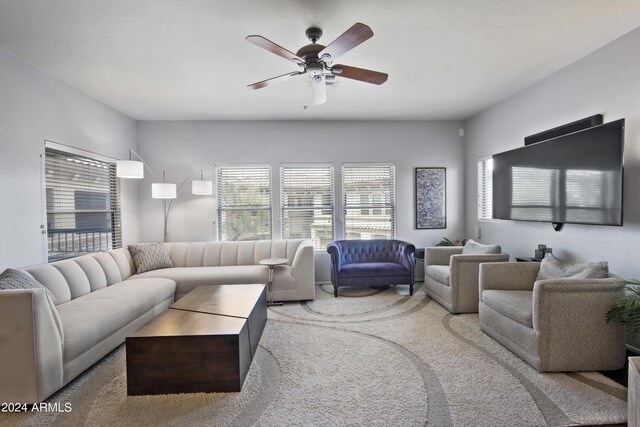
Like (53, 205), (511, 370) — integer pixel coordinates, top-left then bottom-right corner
(424, 245), (509, 313)
(479, 262), (625, 372)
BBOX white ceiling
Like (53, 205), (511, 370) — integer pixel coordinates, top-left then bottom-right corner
(1, 1), (639, 121)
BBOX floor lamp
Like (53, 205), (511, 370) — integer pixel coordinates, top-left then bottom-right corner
(116, 149), (213, 242)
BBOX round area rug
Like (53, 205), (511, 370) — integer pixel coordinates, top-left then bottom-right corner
(3, 284), (627, 427)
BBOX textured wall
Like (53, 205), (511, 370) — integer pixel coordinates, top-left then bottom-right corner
(136, 120), (465, 282)
(0, 48), (138, 271)
(464, 28), (640, 278)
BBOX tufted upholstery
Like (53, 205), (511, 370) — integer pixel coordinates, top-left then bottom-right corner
(326, 239), (415, 297)
(131, 240), (314, 301)
(164, 240), (302, 268)
(23, 249), (135, 306)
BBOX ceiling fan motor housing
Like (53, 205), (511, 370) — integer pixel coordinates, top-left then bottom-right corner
(296, 43), (325, 61)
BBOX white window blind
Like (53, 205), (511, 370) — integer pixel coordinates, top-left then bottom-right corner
(342, 164), (395, 240)
(477, 157), (493, 220)
(217, 165), (272, 241)
(280, 164), (334, 250)
(45, 147), (122, 261)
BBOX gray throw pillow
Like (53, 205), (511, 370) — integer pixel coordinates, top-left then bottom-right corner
(461, 239), (501, 255)
(0, 268), (58, 305)
(536, 253), (609, 281)
(128, 243), (173, 274)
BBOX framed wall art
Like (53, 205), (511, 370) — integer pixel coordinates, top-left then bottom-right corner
(415, 167), (446, 229)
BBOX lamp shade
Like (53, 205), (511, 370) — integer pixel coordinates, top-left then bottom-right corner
(116, 160), (144, 178)
(192, 180), (213, 195)
(311, 75), (326, 106)
(152, 183), (177, 199)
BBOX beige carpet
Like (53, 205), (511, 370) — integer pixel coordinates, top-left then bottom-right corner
(2, 283), (627, 426)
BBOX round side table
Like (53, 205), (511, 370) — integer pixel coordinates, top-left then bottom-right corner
(259, 258), (288, 306)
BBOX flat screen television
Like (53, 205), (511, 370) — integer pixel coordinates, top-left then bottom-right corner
(492, 118), (624, 227)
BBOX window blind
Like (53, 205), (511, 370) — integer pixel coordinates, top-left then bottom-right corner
(280, 164), (334, 250)
(45, 147), (122, 261)
(342, 164), (395, 240)
(216, 165), (272, 241)
(477, 157), (493, 220)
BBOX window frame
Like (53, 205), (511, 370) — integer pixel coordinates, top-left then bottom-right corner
(279, 163), (335, 251)
(341, 163), (396, 240)
(215, 164), (273, 241)
(477, 156), (494, 221)
(44, 140), (122, 261)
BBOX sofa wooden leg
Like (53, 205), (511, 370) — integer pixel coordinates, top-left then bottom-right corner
(334, 286), (338, 297)
(410, 284), (414, 296)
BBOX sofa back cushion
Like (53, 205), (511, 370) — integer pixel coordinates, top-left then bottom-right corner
(92, 252), (123, 285)
(330, 239), (406, 265)
(109, 248), (136, 279)
(165, 240), (304, 267)
(20, 248), (137, 305)
(74, 256), (108, 291)
(461, 239), (501, 255)
(23, 264), (72, 305)
(49, 259), (92, 299)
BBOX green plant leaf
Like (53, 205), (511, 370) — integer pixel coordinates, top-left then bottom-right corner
(606, 280), (640, 340)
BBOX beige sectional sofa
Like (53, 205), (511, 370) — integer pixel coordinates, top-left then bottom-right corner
(0, 239), (314, 403)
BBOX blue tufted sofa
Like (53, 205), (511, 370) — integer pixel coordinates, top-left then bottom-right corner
(326, 239), (416, 297)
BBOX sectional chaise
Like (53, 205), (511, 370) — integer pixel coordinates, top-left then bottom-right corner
(0, 239), (314, 403)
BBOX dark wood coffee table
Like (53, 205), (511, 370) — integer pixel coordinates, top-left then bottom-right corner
(126, 284), (267, 395)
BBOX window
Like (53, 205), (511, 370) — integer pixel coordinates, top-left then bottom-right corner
(45, 145), (122, 261)
(217, 165), (272, 241)
(280, 164), (334, 250)
(342, 164), (395, 239)
(477, 156), (493, 220)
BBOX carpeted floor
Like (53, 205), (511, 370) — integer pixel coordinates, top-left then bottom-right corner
(1, 283), (627, 426)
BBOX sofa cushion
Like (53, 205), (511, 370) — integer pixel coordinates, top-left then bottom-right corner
(92, 252), (123, 285)
(50, 260), (92, 299)
(340, 262), (409, 278)
(482, 290), (533, 328)
(462, 239), (501, 255)
(425, 265), (450, 285)
(128, 243), (173, 274)
(73, 256), (108, 291)
(132, 266), (276, 297)
(56, 278), (176, 362)
(536, 254), (609, 281)
(0, 268), (58, 305)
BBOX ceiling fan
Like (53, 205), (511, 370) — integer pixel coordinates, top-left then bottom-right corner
(246, 22), (388, 106)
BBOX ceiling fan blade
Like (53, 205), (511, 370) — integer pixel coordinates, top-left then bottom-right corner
(246, 35), (304, 63)
(318, 23), (374, 62)
(331, 64), (388, 85)
(247, 71), (302, 90)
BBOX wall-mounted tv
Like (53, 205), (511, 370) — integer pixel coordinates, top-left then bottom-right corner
(492, 118), (624, 227)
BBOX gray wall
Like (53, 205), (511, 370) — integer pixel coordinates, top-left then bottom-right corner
(137, 120), (465, 282)
(0, 48), (139, 271)
(464, 28), (640, 278)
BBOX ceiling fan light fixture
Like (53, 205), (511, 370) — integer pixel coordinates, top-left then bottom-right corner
(311, 75), (326, 106)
